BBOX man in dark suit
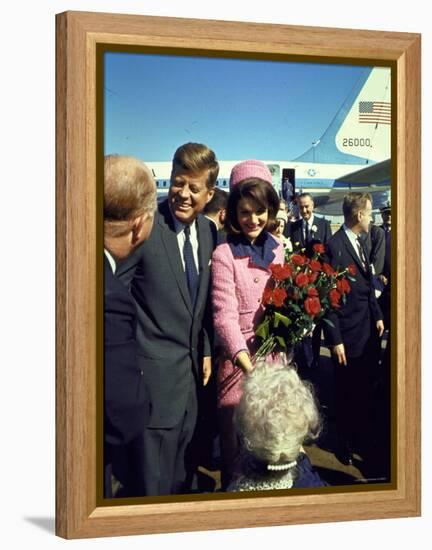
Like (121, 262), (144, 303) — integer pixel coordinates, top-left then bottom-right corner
(288, 192), (332, 252)
(103, 155), (157, 497)
(324, 192), (384, 466)
(287, 193), (332, 372)
(117, 143), (219, 496)
(203, 187), (228, 244)
(378, 203), (391, 327)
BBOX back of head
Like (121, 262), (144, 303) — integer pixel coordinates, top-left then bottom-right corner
(171, 142), (219, 189)
(203, 187), (228, 215)
(343, 192), (372, 225)
(236, 364), (321, 465)
(104, 155), (156, 237)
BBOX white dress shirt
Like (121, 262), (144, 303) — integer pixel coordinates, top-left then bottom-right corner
(303, 214), (315, 240)
(342, 224), (366, 266)
(104, 248), (116, 274)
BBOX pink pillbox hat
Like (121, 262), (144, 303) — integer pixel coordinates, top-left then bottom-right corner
(229, 160), (273, 189)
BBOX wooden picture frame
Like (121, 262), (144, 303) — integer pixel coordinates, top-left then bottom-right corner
(56, 11), (421, 539)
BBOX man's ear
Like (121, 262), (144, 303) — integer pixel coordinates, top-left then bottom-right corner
(205, 188), (215, 204)
(131, 215), (146, 245)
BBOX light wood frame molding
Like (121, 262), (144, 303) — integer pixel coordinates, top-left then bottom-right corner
(55, 10), (421, 539)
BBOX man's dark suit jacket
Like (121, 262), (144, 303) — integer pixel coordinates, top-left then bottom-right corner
(324, 228), (383, 359)
(117, 199), (216, 430)
(104, 255), (147, 445)
(364, 224), (386, 275)
(288, 216), (332, 251)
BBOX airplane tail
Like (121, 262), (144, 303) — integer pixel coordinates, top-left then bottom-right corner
(294, 67), (391, 166)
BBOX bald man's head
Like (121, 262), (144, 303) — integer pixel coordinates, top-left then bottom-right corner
(104, 155), (156, 238)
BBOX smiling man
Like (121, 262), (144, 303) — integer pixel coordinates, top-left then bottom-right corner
(117, 143), (219, 496)
(288, 192), (332, 251)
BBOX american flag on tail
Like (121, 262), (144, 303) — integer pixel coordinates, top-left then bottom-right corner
(358, 101), (391, 125)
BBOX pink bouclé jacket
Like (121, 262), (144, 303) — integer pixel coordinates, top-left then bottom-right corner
(211, 234), (284, 367)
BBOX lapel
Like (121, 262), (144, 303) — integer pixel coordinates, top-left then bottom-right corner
(339, 228), (368, 276)
(313, 217), (322, 241)
(158, 201), (193, 316)
(292, 220), (304, 247)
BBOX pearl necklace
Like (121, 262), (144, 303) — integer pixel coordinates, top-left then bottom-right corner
(267, 460), (297, 471)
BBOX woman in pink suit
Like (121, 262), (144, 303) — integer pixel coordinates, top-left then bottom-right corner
(211, 160), (284, 488)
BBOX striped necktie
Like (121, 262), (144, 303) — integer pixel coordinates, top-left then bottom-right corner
(356, 236), (367, 270)
(183, 225), (199, 307)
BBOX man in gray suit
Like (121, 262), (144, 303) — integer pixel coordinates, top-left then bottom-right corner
(117, 143), (219, 496)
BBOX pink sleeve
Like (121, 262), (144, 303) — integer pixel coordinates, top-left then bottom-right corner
(211, 244), (249, 361)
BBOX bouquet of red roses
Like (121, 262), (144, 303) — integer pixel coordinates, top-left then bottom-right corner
(254, 243), (356, 358)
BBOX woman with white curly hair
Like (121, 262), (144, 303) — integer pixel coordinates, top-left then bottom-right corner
(228, 363), (325, 491)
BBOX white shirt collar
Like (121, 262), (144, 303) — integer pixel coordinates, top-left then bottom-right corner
(104, 248), (116, 274)
(169, 203), (197, 235)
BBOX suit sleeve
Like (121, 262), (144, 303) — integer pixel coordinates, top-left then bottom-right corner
(211, 245), (248, 361)
(370, 225), (386, 275)
(324, 220), (332, 245)
(201, 294), (213, 357)
(322, 242), (343, 347)
(370, 284), (384, 323)
(200, 220), (218, 357)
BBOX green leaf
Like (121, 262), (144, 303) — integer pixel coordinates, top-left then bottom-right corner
(275, 336), (287, 349)
(273, 312), (291, 328)
(256, 319), (270, 340)
(321, 317), (335, 328)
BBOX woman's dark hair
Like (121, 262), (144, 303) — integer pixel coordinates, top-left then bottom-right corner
(225, 178), (280, 235)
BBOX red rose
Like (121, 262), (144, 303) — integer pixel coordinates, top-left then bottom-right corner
(304, 296), (321, 317)
(329, 288), (341, 308)
(336, 278), (351, 295)
(270, 263), (293, 280)
(307, 287), (319, 297)
(280, 264), (293, 278)
(263, 288), (273, 305)
(272, 288), (287, 307)
(308, 272), (318, 284)
(309, 259), (322, 272)
(322, 263), (335, 276)
(291, 254), (307, 266)
(313, 243), (325, 255)
(295, 272), (309, 288)
(348, 264), (357, 276)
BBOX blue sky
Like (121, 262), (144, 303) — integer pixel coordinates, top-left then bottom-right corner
(104, 52), (369, 161)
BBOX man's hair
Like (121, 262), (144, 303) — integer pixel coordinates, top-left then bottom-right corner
(225, 179), (280, 235)
(171, 142), (219, 189)
(104, 155), (157, 237)
(298, 192), (314, 203)
(342, 192), (372, 224)
(203, 188), (228, 215)
(235, 363), (321, 465)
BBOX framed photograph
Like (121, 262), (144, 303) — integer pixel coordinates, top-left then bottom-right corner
(56, 11), (421, 538)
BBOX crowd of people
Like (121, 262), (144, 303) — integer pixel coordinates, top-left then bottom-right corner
(103, 143), (392, 498)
